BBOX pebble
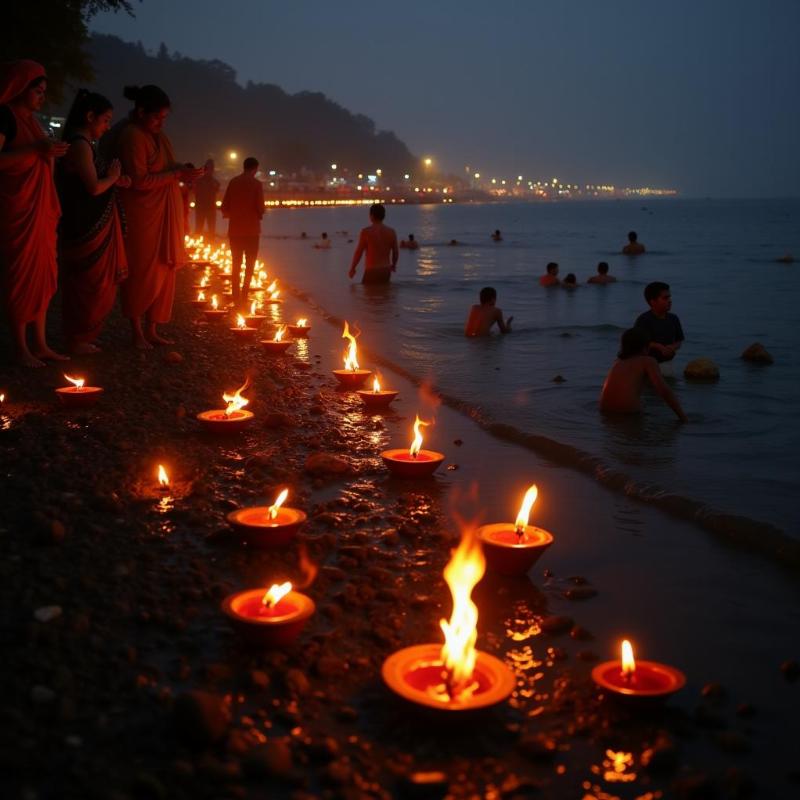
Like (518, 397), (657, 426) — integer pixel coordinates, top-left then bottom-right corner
(741, 342), (774, 364)
(285, 668), (310, 696)
(684, 357), (720, 381)
(304, 453), (352, 476)
(241, 741), (293, 780)
(164, 351), (184, 364)
(33, 605), (62, 623)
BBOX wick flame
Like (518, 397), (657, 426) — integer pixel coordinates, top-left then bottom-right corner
(373, 376), (381, 393)
(222, 377), (250, 417)
(211, 294), (219, 310)
(439, 523), (486, 699)
(197, 290), (206, 302)
(274, 325), (287, 342)
(514, 484), (539, 535)
(268, 488), (289, 519)
(621, 640), (635, 678)
(64, 374), (85, 390)
(342, 321), (360, 371)
(250, 300), (257, 316)
(157, 464), (169, 487)
(296, 318), (307, 327)
(236, 314), (247, 329)
(410, 414), (430, 458)
(270, 289), (281, 300)
(266, 280), (277, 294)
(261, 581), (292, 609)
(0, 393), (5, 403)
(200, 276), (208, 288)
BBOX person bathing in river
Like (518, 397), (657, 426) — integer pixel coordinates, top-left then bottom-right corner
(348, 203), (398, 284)
(622, 230), (646, 255)
(400, 233), (418, 249)
(539, 261), (560, 287)
(600, 327), (687, 422)
(634, 281), (684, 364)
(491, 229), (502, 241)
(588, 261), (616, 284)
(464, 286), (513, 336)
(562, 273), (579, 289)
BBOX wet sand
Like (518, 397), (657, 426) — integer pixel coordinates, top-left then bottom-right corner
(0, 253), (798, 799)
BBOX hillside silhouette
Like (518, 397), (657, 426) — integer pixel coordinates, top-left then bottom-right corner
(65, 35), (417, 178)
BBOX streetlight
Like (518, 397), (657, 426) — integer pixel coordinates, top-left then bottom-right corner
(228, 150), (238, 162)
(423, 157), (432, 167)
(331, 163), (337, 170)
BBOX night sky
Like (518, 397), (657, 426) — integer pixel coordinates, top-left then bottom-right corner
(91, 0), (800, 197)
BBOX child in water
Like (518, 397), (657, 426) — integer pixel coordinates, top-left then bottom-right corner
(464, 287), (513, 336)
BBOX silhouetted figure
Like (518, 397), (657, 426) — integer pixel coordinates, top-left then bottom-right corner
(400, 233), (419, 249)
(491, 229), (502, 241)
(634, 281), (684, 363)
(588, 261), (616, 284)
(562, 273), (579, 288)
(194, 158), (219, 238)
(622, 230), (646, 255)
(539, 262), (560, 287)
(464, 286), (512, 336)
(313, 231), (331, 249)
(348, 203), (398, 284)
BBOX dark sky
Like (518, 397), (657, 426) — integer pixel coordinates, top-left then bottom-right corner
(92, 0), (800, 197)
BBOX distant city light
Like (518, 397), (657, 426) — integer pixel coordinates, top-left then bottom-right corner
(330, 163), (337, 170)
(423, 157), (432, 167)
(403, 173), (410, 180)
(474, 172), (480, 179)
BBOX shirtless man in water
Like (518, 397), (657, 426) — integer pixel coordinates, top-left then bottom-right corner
(600, 328), (687, 421)
(464, 287), (513, 336)
(348, 203), (398, 284)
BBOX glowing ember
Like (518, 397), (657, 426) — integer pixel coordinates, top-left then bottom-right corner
(268, 488), (289, 519)
(64, 374), (85, 390)
(373, 376), (381, 393)
(236, 314), (247, 329)
(296, 318), (308, 327)
(342, 321), (360, 371)
(409, 414), (430, 458)
(261, 581), (292, 609)
(157, 464), (169, 487)
(222, 377), (250, 417)
(274, 325), (287, 342)
(211, 294), (219, 311)
(621, 639), (635, 679)
(439, 523), (486, 699)
(514, 484), (539, 536)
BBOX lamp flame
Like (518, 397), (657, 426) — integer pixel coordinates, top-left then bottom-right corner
(200, 276), (208, 288)
(250, 300), (257, 316)
(236, 314), (247, 329)
(514, 484), (538, 535)
(197, 290), (206, 301)
(64, 374), (85, 390)
(373, 376), (381, 393)
(211, 294), (219, 310)
(157, 464), (169, 487)
(296, 318), (307, 327)
(409, 414), (430, 458)
(439, 523), (486, 699)
(274, 325), (287, 342)
(268, 488), (289, 519)
(270, 289), (281, 301)
(342, 321), (360, 371)
(222, 377), (250, 417)
(621, 639), (635, 679)
(261, 581), (292, 609)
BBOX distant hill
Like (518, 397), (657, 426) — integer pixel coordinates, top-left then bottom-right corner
(63, 34), (417, 179)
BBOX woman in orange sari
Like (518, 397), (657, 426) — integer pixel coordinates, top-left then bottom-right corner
(57, 90), (130, 353)
(104, 85), (201, 349)
(0, 60), (70, 367)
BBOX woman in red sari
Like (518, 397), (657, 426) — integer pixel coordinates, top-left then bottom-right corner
(0, 60), (70, 367)
(103, 85), (201, 349)
(57, 90), (130, 354)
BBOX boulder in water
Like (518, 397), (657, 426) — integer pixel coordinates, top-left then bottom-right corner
(684, 358), (720, 382)
(741, 342), (774, 365)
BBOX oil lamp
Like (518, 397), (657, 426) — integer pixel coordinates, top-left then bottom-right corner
(381, 415), (444, 477)
(288, 318), (311, 337)
(203, 294), (228, 322)
(260, 324), (293, 355)
(55, 374), (103, 408)
(231, 313), (257, 339)
(332, 321), (371, 388)
(357, 374), (398, 409)
(190, 289), (208, 308)
(227, 488), (307, 547)
(245, 300), (266, 328)
(197, 377), (254, 433)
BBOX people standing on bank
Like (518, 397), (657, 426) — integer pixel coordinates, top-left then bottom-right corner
(0, 60), (69, 367)
(193, 158), (219, 238)
(56, 90), (130, 354)
(348, 203), (398, 284)
(220, 156), (264, 307)
(104, 84), (201, 349)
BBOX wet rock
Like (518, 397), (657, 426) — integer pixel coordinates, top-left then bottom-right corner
(684, 358), (720, 382)
(173, 690), (230, 747)
(285, 668), (310, 696)
(164, 351), (184, 364)
(249, 670), (270, 691)
(781, 659), (800, 682)
(263, 412), (295, 428)
(740, 342), (773, 364)
(241, 741), (293, 780)
(315, 655), (347, 678)
(323, 759), (352, 785)
(33, 605), (62, 623)
(569, 625), (593, 641)
(564, 586), (597, 601)
(540, 615), (573, 635)
(304, 453), (352, 476)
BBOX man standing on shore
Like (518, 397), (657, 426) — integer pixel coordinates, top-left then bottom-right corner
(348, 203), (398, 284)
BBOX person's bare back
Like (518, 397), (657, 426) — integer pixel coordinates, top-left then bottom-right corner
(348, 204), (398, 283)
(600, 353), (686, 421)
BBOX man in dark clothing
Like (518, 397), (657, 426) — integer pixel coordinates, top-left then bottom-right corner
(634, 281), (684, 363)
(194, 158), (219, 238)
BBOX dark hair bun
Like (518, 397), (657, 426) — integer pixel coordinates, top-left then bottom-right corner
(123, 85), (140, 102)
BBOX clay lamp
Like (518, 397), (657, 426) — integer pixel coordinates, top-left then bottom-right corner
(189, 289), (208, 309)
(264, 281), (283, 304)
(56, 373), (104, 408)
(227, 488), (307, 547)
(261, 324), (293, 355)
(357, 375), (398, 409)
(332, 320), (371, 389)
(244, 300), (266, 328)
(288, 317), (311, 337)
(222, 580), (315, 647)
(192, 273), (211, 291)
(382, 524), (515, 711)
(477, 484), (554, 576)
(381, 415), (444, 478)
(592, 639), (686, 703)
(231, 313), (258, 340)
(203, 294), (228, 322)
(197, 377), (254, 433)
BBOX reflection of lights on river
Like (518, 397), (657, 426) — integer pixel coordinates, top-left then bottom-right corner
(268, 304), (283, 325)
(293, 337), (309, 361)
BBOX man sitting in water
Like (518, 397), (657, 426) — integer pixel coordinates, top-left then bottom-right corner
(634, 281), (684, 363)
(400, 233), (419, 250)
(464, 287), (513, 336)
(622, 230), (646, 255)
(539, 262), (560, 287)
(588, 261), (617, 284)
(562, 273), (579, 289)
(313, 232), (331, 249)
(600, 328), (687, 421)
(491, 229), (502, 241)
(348, 203), (398, 284)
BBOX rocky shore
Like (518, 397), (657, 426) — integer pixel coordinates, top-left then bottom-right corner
(0, 264), (798, 800)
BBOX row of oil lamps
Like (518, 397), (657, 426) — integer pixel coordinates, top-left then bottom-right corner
(52, 235), (686, 712)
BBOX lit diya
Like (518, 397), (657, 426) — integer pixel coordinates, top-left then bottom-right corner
(55, 374), (104, 408)
(477, 484), (554, 576)
(221, 580), (315, 647)
(264, 282), (283, 303)
(192, 274), (211, 291)
(231, 313), (258, 339)
(244, 300), (266, 327)
(156, 464), (170, 494)
(227, 488), (307, 547)
(332, 321), (371, 388)
(382, 523), (515, 711)
(381, 415), (444, 478)
(189, 289), (209, 308)
(357, 375), (398, 409)
(287, 318), (311, 337)
(196, 377), (254, 433)
(592, 639), (686, 702)
(260, 325), (293, 355)
(202, 294), (228, 322)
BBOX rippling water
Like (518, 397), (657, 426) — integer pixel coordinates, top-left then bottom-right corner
(262, 199), (800, 535)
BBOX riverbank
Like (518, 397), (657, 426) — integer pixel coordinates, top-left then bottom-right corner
(0, 259), (798, 799)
